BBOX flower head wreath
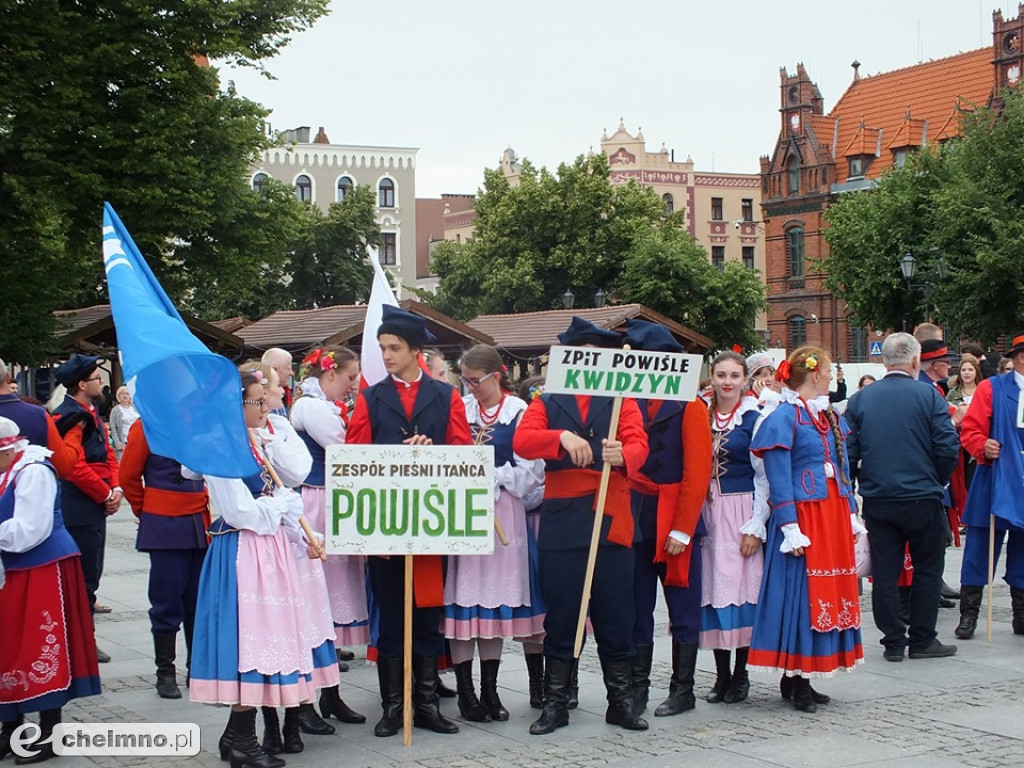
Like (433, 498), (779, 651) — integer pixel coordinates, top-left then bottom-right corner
(300, 348), (339, 378)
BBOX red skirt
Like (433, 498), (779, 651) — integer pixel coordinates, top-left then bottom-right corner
(0, 556), (101, 717)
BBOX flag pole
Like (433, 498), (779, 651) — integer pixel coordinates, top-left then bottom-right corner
(987, 513), (996, 642)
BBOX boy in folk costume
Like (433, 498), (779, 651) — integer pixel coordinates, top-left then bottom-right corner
(513, 316), (650, 734)
(346, 305), (473, 737)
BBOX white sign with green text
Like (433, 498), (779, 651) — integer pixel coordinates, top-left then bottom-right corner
(324, 444), (495, 555)
(545, 345), (703, 401)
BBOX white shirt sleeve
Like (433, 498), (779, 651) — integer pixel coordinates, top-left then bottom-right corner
(495, 454), (546, 499)
(290, 398), (346, 449)
(262, 415), (313, 488)
(204, 475), (288, 535)
(0, 464), (58, 553)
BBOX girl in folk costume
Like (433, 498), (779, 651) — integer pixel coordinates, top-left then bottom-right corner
(698, 352), (765, 705)
(288, 347), (367, 727)
(242, 363), (346, 755)
(0, 417), (100, 764)
(189, 372), (337, 768)
(749, 347), (865, 713)
(443, 345), (545, 723)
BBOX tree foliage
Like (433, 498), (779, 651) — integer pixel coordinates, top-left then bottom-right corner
(427, 154), (766, 351)
(0, 0), (329, 364)
(823, 89), (1024, 343)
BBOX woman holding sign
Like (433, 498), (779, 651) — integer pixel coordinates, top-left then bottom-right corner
(749, 347), (864, 713)
(443, 344), (545, 723)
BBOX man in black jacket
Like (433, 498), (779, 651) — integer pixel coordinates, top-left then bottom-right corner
(846, 332), (961, 662)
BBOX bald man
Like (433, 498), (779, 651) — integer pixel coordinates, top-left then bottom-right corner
(261, 348), (294, 412)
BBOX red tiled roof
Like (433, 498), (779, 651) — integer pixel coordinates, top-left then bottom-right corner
(829, 47), (993, 182)
(841, 123), (881, 157)
(887, 116), (927, 149)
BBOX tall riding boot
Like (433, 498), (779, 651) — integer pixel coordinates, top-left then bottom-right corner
(479, 659), (509, 721)
(723, 647), (750, 704)
(706, 649), (731, 703)
(1011, 587), (1024, 635)
(630, 644), (654, 713)
(373, 658), (404, 737)
(602, 657), (649, 730)
(955, 585), (984, 639)
(260, 707), (283, 755)
(529, 658), (573, 735)
(295, 702), (335, 735)
(525, 653), (545, 709)
(280, 709), (303, 754)
(898, 586), (911, 624)
(1, 716), (25, 761)
(567, 658), (580, 709)
(183, 615), (195, 688)
(13, 709), (60, 765)
(225, 709), (285, 768)
(153, 631), (181, 699)
(412, 656), (459, 734)
(654, 641), (697, 716)
(453, 660), (490, 722)
(318, 685), (365, 724)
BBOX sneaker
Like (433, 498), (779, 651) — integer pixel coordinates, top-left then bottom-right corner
(882, 647), (904, 662)
(908, 640), (957, 659)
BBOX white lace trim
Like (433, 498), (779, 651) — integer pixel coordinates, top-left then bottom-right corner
(779, 388), (830, 416)
(463, 394), (527, 426)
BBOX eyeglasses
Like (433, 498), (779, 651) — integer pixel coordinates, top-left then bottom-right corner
(242, 398), (269, 410)
(459, 372), (497, 388)
(84, 374), (103, 383)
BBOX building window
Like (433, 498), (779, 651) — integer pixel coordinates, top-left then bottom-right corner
(893, 150), (908, 169)
(711, 197), (723, 221)
(295, 174), (312, 202)
(788, 316), (807, 349)
(662, 193), (674, 214)
(787, 158), (799, 195)
(252, 173), (268, 193)
(711, 246), (725, 271)
(821, 168), (828, 185)
(337, 176), (353, 201)
(786, 227), (805, 277)
(849, 158), (863, 178)
(741, 198), (754, 222)
(380, 232), (397, 265)
(379, 178), (395, 208)
(742, 246), (755, 270)
(850, 325), (868, 362)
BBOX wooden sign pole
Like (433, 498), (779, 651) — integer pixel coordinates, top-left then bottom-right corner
(403, 555), (414, 745)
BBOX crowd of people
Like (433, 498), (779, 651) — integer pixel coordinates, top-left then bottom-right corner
(2, 313), (1023, 765)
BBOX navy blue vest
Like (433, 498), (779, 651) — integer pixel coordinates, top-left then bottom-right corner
(365, 377), (452, 445)
(0, 459), (80, 571)
(539, 393), (613, 474)
(0, 395), (49, 448)
(53, 397), (108, 464)
(296, 430), (327, 487)
(637, 400), (687, 485)
(714, 410), (758, 494)
(53, 396), (111, 526)
(135, 452), (208, 551)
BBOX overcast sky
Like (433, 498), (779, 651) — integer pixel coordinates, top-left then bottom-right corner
(222, 0), (998, 198)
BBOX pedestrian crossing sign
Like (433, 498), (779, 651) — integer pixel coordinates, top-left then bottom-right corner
(869, 341), (883, 356)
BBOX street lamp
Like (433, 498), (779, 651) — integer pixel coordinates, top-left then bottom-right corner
(899, 249), (948, 324)
(562, 290), (575, 310)
(899, 252), (916, 282)
(594, 289), (607, 308)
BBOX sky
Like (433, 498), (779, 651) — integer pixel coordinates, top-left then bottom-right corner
(222, 0), (1000, 198)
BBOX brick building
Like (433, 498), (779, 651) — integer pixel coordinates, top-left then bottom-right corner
(760, 7), (1024, 358)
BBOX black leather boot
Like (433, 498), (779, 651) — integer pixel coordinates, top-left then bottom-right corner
(218, 714), (235, 761)
(723, 648), (750, 704)
(225, 709), (286, 768)
(295, 702), (334, 735)
(567, 658), (580, 709)
(525, 653), (545, 709)
(12, 709), (58, 765)
(955, 585), (984, 639)
(183, 614), (195, 688)
(706, 649), (731, 703)
(454, 660), (490, 722)
(154, 631), (182, 699)
(436, 669), (457, 698)
(319, 685), (365, 724)
(529, 657), (573, 735)
(281, 709), (303, 754)
(479, 659), (509, 721)
(1011, 587), (1024, 635)
(792, 676), (817, 713)
(780, 675), (830, 705)
(654, 641), (697, 716)
(1, 717), (24, 760)
(630, 644), (654, 713)
(260, 707), (283, 755)
(374, 657), (404, 737)
(412, 656), (459, 734)
(602, 658), (649, 730)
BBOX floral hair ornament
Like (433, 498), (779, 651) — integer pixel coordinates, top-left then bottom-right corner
(775, 360), (792, 382)
(803, 353), (820, 372)
(300, 348), (338, 375)
(529, 384), (544, 400)
(246, 368), (265, 384)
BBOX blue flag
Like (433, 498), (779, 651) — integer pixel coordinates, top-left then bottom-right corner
(102, 202), (259, 478)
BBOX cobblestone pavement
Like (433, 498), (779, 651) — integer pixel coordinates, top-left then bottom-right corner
(41, 511), (1024, 768)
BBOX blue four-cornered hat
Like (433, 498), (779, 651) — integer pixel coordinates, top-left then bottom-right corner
(623, 318), (685, 353)
(557, 316), (622, 348)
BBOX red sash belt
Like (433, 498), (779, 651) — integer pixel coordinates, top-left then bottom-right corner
(413, 555), (444, 607)
(629, 474), (692, 587)
(142, 487), (211, 528)
(545, 468), (634, 547)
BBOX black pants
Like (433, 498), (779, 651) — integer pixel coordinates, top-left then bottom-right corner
(147, 549), (206, 633)
(540, 544), (635, 662)
(863, 498), (946, 651)
(66, 519), (106, 609)
(632, 534), (702, 645)
(368, 556), (445, 659)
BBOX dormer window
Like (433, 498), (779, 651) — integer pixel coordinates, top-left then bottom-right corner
(893, 150), (909, 169)
(848, 158), (864, 178)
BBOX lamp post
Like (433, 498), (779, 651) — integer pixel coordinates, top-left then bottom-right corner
(562, 290), (575, 310)
(594, 289), (607, 308)
(899, 248), (948, 326)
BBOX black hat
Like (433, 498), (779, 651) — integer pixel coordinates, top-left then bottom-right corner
(377, 305), (436, 349)
(557, 316), (621, 348)
(1005, 331), (1024, 358)
(920, 339), (949, 361)
(623, 319), (684, 353)
(54, 354), (100, 387)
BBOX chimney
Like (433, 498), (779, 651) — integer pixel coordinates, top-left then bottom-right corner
(313, 126), (330, 144)
(851, 60), (861, 82)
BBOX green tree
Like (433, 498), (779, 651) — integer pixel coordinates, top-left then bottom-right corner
(0, 0), (329, 364)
